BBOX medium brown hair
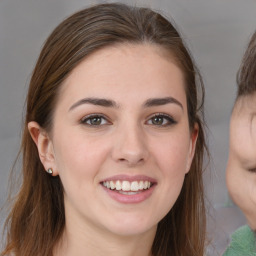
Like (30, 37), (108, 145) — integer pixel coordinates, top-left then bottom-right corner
(237, 30), (256, 97)
(1, 3), (207, 256)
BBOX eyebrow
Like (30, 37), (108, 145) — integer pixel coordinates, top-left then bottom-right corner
(69, 96), (183, 111)
(143, 97), (183, 110)
(69, 98), (118, 111)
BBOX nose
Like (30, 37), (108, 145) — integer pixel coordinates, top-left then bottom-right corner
(111, 123), (149, 166)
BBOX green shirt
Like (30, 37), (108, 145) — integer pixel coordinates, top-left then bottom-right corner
(223, 225), (256, 256)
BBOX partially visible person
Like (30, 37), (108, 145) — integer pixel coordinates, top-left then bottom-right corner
(224, 31), (256, 255)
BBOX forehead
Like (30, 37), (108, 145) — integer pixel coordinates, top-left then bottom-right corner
(63, 43), (181, 81)
(58, 43), (186, 105)
(232, 93), (256, 118)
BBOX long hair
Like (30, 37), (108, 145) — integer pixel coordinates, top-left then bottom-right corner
(1, 3), (207, 256)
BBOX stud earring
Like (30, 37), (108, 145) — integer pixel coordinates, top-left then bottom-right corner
(46, 168), (53, 175)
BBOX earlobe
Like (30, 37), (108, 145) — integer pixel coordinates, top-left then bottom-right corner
(28, 121), (58, 175)
(186, 123), (199, 173)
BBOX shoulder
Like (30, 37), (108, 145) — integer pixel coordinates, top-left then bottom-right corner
(223, 225), (256, 256)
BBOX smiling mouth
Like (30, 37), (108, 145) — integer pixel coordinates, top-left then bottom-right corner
(101, 180), (153, 195)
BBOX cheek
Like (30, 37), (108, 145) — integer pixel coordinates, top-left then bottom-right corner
(226, 161), (244, 204)
(152, 133), (191, 175)
(240, 182), (256, 229)
(53, 131), (109, 181)
(152, 141), (187, 216)
(246, 175), (256, 206)
(249, 185), (256, 209)
(149, 132), (191, 210)
(230, 120), (256, 162)
(227, 162), (256, 214)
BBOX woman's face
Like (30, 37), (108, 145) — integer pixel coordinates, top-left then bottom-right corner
(38, 44), (197, 237)
(226, 93), (256, 230)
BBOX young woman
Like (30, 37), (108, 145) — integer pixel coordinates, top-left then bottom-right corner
(1, 3), (207, 256)
(224, 31), (256, 255)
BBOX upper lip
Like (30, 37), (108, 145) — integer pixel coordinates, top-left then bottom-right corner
(100, 174), (157, 183)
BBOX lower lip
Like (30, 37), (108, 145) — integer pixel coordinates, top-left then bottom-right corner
(101, 185), (155, 204)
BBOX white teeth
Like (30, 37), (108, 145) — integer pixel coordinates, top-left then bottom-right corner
(143, 181), (149, 189)
(122, 181), (130, 191)
(115, 180), (122, 190)
(130, 181), (139, 191)
(104, 181), (110, 189)
(110, 181), (115, 190)
(139, 181), (144, 190)
(102, 180), (152, 192)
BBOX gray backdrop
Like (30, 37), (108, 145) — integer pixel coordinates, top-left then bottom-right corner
(1, 0), (256, 254)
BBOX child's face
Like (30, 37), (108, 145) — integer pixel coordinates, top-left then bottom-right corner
(226, 93), (256, 230)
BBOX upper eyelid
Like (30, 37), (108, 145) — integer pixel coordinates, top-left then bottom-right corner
(147, 112), (170, 117)
(146, 113), (177, 125)
(147, 113), (176, 120)
(81, 113), (110, 122)
(247, 167), (256, 172)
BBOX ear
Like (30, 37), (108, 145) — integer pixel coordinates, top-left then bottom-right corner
(28, 121), (58, 176)
(185, 123), (199, 173)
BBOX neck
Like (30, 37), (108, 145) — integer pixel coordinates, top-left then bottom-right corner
(54, 216), (156, 256)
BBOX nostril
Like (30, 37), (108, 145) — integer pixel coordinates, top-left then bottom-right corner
(112, 137), (148, 165)
(117, 157), (145, 167)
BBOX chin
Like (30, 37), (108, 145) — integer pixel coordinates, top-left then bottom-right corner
(105, 217), (157, 236)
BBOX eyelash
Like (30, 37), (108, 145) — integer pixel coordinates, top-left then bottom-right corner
(81, 114), (110, 126)
(248, 168), (256, 173)
(80, 113), (177, 127)
(146, 113), (177, 127)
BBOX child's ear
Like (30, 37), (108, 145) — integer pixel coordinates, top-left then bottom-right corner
(185, 123), (199, 173)
(28, 121), (58, 176)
